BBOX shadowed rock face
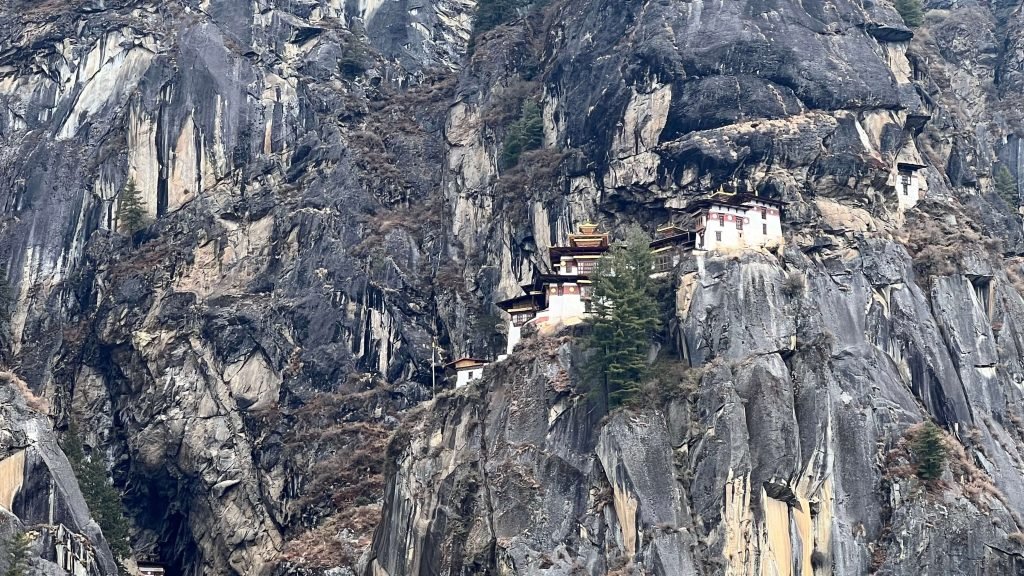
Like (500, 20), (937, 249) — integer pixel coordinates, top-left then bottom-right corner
(0, 375), (118, 576)
(0, 0), (1023, 574)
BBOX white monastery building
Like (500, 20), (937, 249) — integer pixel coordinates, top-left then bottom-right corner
(445, 358), (487, 388)
(495, 192), (784, 356)
(497, 224), (609, 355)
(686, 191), (784, 251)
(891, 161), (927, 211)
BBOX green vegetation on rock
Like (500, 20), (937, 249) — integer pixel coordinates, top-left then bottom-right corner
(473, 0), (531, 37)
(895, 0), (924, 27)
(912, 421), (948, 484)
(116, 179), (147, 235)
(995, 164), (1019, 207)
(587, 227), (662, 408)
(3, 531), (31, 576)
(500, 100), (544, 169)
(61, 424), (131, 562)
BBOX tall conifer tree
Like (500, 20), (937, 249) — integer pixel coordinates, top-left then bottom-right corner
(116, 178), (146, 234)
(587, 227), (661, 407)
(995, 164), (1019, 207)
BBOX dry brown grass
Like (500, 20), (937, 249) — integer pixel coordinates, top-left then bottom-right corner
(0, 370), (49, 414)
(900, 202), (1002, 284)
(1005, 258), (1024, 299)
(280, 505), (381, 569)
(277, 390), (395, 570)
(1008, 532), (1024, 546)
(885, 422), (1005, 510)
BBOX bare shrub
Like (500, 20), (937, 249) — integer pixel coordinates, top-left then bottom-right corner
(632, 359), (702, 408)
(901, 202), (1002, 285)
(0, 370), (49, 413)
(481, 78), (540, 127)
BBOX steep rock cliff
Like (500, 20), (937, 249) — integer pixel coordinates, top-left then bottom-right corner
(0, 0), (1023, 574)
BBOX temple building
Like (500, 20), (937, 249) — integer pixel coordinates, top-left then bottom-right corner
(893, 161), (927, 210)
(543, 223), (609, 322)
(494, 279), (545, 355)
(497, 223), (610, 354)
(650, 223), (695, 276)
(686, 191), (784, 251)
(445, 357), (487, 388)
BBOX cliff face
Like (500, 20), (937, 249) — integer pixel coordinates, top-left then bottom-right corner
(371, 243), (1024, 575)
(1, 0), (1023, 574)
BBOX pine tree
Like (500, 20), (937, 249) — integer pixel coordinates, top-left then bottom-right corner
(3, 531), (31, 576)
(116, 178), (146, 235)
(587, 227), (662, 408)
(911, 421), (947, 485)
(995, 164), (1019, 208)
(61, 424), (131, 561)
(500, 100), (544, 169)
(895, 0), (924, 27)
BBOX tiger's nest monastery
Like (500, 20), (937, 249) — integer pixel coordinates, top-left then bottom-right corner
(496, 191), (786, 356)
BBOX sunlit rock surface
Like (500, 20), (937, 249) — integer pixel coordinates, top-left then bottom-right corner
(0, 0), (1023, 574)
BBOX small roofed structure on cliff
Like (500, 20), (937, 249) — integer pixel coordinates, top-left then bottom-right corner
(444, 357), (487, 388)
(138, 563), (166, 576)
(894, 160), (927, 210)
(495, 282), (546, 355)
(685, 190), (784, 251)
(649, 223), (695, 275)
(497, 223), (610, 354)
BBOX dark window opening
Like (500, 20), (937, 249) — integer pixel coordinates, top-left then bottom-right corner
(969, 276), (993, 319)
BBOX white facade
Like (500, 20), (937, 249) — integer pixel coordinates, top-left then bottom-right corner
(541, 285), (588, 323)
(891, 167), (925, 210)
(505, 322), (522, 355)
(454, 367), (484, 388)
(695, 201), (782, 251)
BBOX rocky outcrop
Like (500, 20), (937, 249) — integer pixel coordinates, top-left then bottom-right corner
(369, 242), (1024, 575)
(0, 373), (117, 575)
(0, 0), (1023, 574)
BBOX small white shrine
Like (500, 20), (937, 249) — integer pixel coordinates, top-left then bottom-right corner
(445, 358), (487, 388)
(892, 161), (927, 210)
(138, 564), (167, 576)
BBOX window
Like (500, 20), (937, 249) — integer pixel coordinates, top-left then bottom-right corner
(715, 231), (722, 242)
(577, 259), (597, 275)
(718, 214), (725, 226)
(653, 253), (673, 272)
(512, 311), (534, 326)
(761, 207), (767, 219)
(762, 223), (767, 235)
(901, 174), (911, 196)
(736, 218), (743, 230)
